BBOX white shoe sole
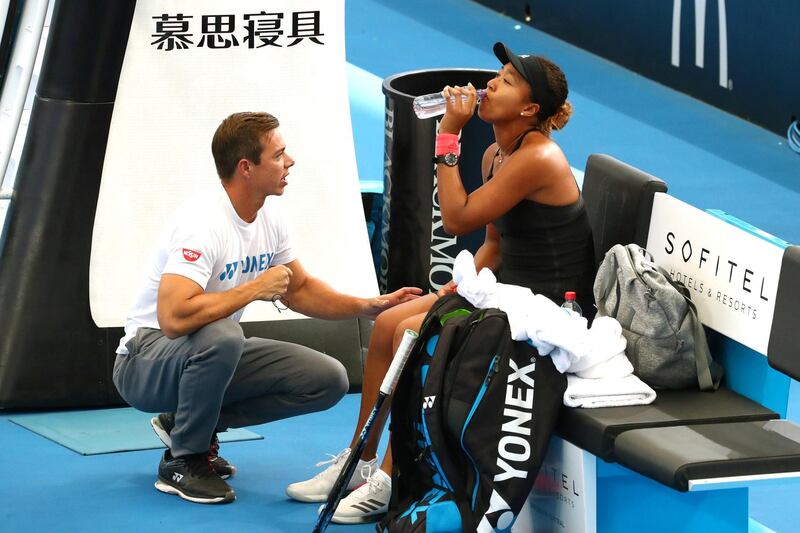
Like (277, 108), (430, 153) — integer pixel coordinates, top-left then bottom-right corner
(285, 487), (329, 503)
(154, 479), (234, 504)
(317, 503), (386, 524)
(331, 513), (386, 525)
(150, 417), (171, 448)
(286, 481), (366, 503)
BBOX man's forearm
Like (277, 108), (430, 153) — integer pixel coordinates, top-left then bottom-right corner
(159, 281), (261, 338)
(286, 277), (367, 320)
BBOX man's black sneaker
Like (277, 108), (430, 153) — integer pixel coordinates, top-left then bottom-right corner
(154, 451), (235, 504)
(150, 413), (237, 479)
(209, 432), (237, 479)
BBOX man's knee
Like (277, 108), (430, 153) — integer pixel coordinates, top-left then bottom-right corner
(191, 319), (244, 361)
(313, 356), (349, 409)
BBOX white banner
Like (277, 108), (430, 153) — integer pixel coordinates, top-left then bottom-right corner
(646, 193), (784, 355)
(90, 0), (376, 327)
(519, 437), (597, 533)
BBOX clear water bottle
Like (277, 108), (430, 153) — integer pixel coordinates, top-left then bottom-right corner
(561, 291), (583, 317)
(412, 89), (487, 119)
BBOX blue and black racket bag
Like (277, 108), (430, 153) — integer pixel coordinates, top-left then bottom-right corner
(378, 293), (566, 532)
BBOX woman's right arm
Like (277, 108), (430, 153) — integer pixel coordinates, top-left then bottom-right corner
(474, 143), (502, 273)
(436, 146), (503, 297)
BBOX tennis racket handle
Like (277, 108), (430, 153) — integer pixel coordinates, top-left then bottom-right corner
(379, 329), (418, 395)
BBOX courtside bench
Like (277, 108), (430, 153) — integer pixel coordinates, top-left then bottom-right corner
(513, 155), (800, 533)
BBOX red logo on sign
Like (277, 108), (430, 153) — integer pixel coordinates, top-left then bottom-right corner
(182, 248), (202, 262)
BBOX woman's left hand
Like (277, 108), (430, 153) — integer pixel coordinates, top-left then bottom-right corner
(436, 280), (458, 298)
(439, 83), (479, 134)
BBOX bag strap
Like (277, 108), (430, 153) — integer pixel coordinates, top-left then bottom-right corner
(650, 261), (720, 391)
(637, 248), (721, 391)
(685, 298), (721, 391)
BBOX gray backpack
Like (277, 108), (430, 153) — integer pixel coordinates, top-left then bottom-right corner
(593, 244), (722, 390)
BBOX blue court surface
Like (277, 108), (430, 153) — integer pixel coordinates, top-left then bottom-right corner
(2, 0), (798, 532)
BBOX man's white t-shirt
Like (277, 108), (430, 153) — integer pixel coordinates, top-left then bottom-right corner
(116, 183), (295, 354)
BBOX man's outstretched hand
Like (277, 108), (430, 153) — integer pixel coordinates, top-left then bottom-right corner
(363, 287), (424, 318)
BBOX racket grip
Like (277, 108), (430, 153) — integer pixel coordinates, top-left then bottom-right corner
(379, 329), (418, 395)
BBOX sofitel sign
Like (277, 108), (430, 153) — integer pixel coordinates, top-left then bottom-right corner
(646, 193), (784, 355)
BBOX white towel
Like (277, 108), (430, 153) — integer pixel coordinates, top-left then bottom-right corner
(563, 374), (656, 408)
(452, 251), (499, 308)
(547, 317), (632, 379)
(454, 250), (627, 377)
(452, 249), (656, 408)
(496, 284), (536, 340)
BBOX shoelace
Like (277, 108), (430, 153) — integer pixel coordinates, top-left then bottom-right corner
(312, 448), (349, 478)
(354, 464), (385, 496)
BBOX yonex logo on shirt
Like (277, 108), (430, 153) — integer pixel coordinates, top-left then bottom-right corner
(219, 252), (276, 281)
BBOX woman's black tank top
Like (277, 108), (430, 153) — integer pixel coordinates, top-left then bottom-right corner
(487, 139), (595, 314)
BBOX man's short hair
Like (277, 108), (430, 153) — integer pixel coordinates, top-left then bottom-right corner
(212, 112), (280, 180)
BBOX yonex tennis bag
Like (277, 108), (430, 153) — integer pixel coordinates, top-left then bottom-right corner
(378, 293), (566, 532)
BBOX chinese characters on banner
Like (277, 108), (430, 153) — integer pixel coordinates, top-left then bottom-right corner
(151, 11), (324, 51)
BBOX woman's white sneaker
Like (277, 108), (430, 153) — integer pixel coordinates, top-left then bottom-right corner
(285, 448), (377, 503)
(326, 467), (392, 524)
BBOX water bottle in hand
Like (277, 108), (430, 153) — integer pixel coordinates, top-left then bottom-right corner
(561, 291), (583, 317)
(413, 89), (487, 119)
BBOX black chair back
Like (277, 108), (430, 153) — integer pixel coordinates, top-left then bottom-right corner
(581, 154), (668, 267)
(768, 245), (800, 380)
